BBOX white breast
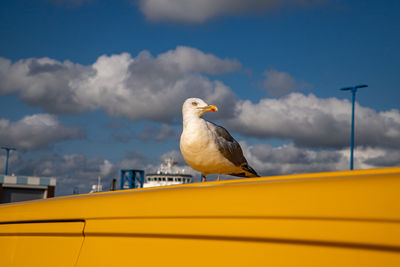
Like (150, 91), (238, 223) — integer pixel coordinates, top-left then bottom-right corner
(180, 118), (237, 175)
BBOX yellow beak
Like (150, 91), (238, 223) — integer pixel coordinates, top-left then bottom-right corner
(200, 105), (218, 112)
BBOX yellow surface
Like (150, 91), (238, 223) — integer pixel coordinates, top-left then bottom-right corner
(0, 167), (400, 266)
(0, 222), (84, 267)
(77, 236), (400, 267)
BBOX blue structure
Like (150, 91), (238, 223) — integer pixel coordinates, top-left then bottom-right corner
(1, 147), (16, 175)
(340, 84), (368, 170)
(120, 169), (145, 189)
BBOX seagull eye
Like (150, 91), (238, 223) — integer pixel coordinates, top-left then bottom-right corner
(191, 102), (198, 106)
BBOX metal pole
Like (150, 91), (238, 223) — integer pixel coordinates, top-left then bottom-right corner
(111, 178), (116, 191)
(5, 149), (10, 175)
(340, 84), (367, 171)
(1, 147), (16, 175)
(350, 88), (356, 170)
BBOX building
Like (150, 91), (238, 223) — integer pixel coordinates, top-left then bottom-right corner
(0, 175), (56, 204)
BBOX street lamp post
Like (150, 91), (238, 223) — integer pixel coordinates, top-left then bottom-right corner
(1, 147), (16, 175)
(340, 84), (368, 170)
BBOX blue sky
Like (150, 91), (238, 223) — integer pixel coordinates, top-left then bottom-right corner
(1, 0), (399, 195)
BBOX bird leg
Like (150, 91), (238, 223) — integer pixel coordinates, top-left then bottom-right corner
(202, 174), (207, 182)
(217, 174), (220, 181)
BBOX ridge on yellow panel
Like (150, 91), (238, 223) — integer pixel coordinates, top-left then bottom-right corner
(0, 167), (400, 266)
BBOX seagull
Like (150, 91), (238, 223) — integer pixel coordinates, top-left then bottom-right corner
(180, 97), (259, 182)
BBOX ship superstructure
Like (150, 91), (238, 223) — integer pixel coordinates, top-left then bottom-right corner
(144, 159), (192, 188)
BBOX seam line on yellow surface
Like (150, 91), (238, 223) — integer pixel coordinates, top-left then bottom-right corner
(84, 232), (400, 253)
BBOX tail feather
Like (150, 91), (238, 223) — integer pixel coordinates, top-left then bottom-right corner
(230, 164), (260, 178)
(242, 164), (260, 177)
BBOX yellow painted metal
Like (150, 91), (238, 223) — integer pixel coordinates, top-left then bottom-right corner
(0, 167), (400, 266)
(78, 236), (400, 267)
(0, 222), (84, 267)
(76, 218), (400, 266)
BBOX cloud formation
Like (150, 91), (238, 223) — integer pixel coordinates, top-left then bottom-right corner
(138, 0), (326, 23)
(0, 150), (21, 175)
(224, 93), (400, 149)
(0, 46), (239, 122)
(139, 124), (179, 142)
(261, 69), (311, 96)
(241, 142), (400, 177)
(241, 142), (345, 176)
(363, 148), (400, 167)
(0, 57), (93, 114)
(0, 114), (84, 150)
(2, 48), (399, 152)
(112, 124), (179, 143)
(16, 153), (115, 196)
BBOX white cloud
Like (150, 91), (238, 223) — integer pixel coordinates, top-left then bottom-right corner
(0, 114), (84, 150)
(139, 124), (179, 141)
(0, 57), (92, 114)
(138, 0), (326, 23)
(224, 93), (400, 149)
(241, 142), (346, 175)
(261, 69), (311, 96)
(0, 46), (239, 122)
(15, 153), (117, 195)
(357, 147), (400, 168)
(119, 151), (150, 170)
(159, 149), (182, 163)
(0, 150), (21, 175)
(241, 142), (400, 177)
(157, 46), (241, 74)
(99, 159), (113, 177)
(112, 123), (179, 143)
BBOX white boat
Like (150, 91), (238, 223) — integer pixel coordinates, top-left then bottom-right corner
(143, 159), (193, 188)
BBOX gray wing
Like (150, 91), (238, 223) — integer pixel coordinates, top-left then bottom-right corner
(205, 120), (246, 167)
(205, 121), (259, 177)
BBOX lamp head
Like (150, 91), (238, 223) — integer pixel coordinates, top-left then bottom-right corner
(340, 84), (368, 91)
(1, 147), (16, 151)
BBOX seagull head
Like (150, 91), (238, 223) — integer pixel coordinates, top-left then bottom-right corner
(182, 98), (218, 118)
